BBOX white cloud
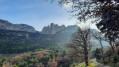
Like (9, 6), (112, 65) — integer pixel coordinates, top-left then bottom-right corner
(63, 2), (73, 8)
(77, 20), (98, 30)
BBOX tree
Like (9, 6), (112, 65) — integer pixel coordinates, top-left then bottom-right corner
(18, 61), (28, 67)
(96, 11), (119, 53)
(94, 48), (102, 60)
(92, 31), (105, 64)
(67, 28), (92, 66)
(59, 0), (119, 43)
(2, 61), (13, 67)
(37, 53), (44, 59)
(51, 60), (58, 67)
(97, 11), (119, 40)
(59, 0), (119, 22)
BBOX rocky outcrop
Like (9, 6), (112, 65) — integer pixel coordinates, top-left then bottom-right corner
(0, 19), (37, 33)
(42, 23), (78, 34)
(42, 23), (65, 34)
(60, 25), (79, 33)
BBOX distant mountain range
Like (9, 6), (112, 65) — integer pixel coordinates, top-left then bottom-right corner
(42, 23), (79, 35)
(0, 19), (79, 54)
(0, 19), (109, 54)
(0, 19), (37, 33)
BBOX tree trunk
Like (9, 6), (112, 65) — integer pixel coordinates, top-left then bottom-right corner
(85, 55), (89, 66)
(88, 54), (90, 65)
(109, 40), (115, 53)
(84, 43), (89, 66)
(100, 40), (105, 64)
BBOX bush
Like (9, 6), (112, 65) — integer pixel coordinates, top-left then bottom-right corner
(18, 61), (28, 67)
(115, 62), (119, 67)
(2, 58), (8, 62)
(0, 59), (2, 66)
(70, 63), (77, 67)
(109, 63), (115, 67)
(29, 58), (39, 63)
(110, 58), (114, 63)
(29, 58), (34, 63)
(13, 64), (19, 67)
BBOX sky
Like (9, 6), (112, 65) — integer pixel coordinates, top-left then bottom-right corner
(0, 0), (97, 31)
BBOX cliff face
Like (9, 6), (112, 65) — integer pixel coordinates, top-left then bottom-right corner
(0, 19), (37, 33)
(42, 23), (78, 34)
(42, 23), (65, 34)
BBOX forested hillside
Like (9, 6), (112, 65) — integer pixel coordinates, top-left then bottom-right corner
(0, 20), (78, 54)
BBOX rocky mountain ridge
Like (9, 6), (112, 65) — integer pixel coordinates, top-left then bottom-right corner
(0, 19), (79, 53)
(42, 23), (78, 34)
(42, 23), (65, 34)
(0, 19), (37, 33)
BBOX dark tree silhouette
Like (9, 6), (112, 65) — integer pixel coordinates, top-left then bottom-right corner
(67, 28), (92, 66)
(58, 0), (119, 40)
(97, 11), (119, 41)
(96, 11), (119, 53)
(92, 31), (105, 64)
(59, 0), (119, 22)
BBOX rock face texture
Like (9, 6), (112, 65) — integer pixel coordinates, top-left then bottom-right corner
(42, 23), (66, 34)
(0, 19), (37, 33)
(42, 23), (78, 34)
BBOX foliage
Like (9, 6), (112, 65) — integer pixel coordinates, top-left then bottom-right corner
(0, 25), (77, 54)
(29, 58), (39, 63)
(59, 0), (119, 22)
(2, 58), (8, 63)
(18, 62), (28, 67)
(0, 60), (2, 66)
(37, 53), (44, 59)
(73, 62), (97, 67)
(97, 11), (119, 41)
(2, 61), (13, 67)
(67, 28), (92, 66)
(51, 60), (58, 67)
(56, 56), (62, 61)
(95, 47), (119, 66)
(94, 48), (102, 60)
(0, 49), (70, 67)
(44, 55), (51, 62)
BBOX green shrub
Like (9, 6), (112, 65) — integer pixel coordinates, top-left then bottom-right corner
(70, 63), (77, 67)
(29, 58), (34, 63)
(13, 64), (19, 67)
(0, 60), (2, 66)
(110, 58), (114, 63)
(34, 58), (39, 63)
(2, 58), (8, 62)
(115, 62), (119, 67)
(19, 62), (28, 67)
(29, 58), (39, 63)
(109, 63), (115, 67)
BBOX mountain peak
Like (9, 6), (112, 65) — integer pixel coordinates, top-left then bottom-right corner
(0, 19), (37, 33)
(41, 23), (79, 34)
(42, 23), (65, 34)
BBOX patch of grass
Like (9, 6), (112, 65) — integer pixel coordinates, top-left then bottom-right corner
(75, 63), (97, 67)
(90, 58), (96, 62)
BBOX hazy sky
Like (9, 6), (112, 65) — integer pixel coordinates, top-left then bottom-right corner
(0, 0), (97, 31)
